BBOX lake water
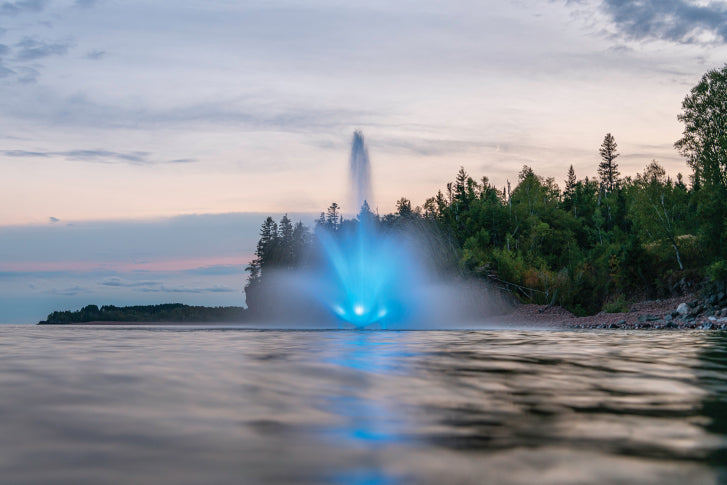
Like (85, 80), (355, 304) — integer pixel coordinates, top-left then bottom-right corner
(1, 325), (726, 484)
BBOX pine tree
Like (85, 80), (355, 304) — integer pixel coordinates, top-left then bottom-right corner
(278, 214), (294, 266)
(598, 133), (620, 192)
(245, 216), (278, 288)
(563, 164), (577, 212)
(325, 202), (340, 231)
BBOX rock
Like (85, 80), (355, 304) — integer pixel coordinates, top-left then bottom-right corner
(709, 316), (717, 322)
(719, 291), (725, 302)
(709, 294), (718, 305)
(702, 322), (713, 330)
(677, 303), (689, 315)
(609, 323), (620, 329)
(616, 320), (626, 325)
(664, 314), (673, 321)
(664, 321), (678, 329)
(690, 300), (699, 308)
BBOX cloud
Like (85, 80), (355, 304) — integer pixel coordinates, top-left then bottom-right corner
(44, 285), (88, 296)
(75, 0), (98, 7)
(49, 216), (59, 223)
(99, 276), (240, 294)
(14, 37), (71, 60)
(1, 148), (198, 165)
(16, 66), (39, 84)
(0, 0), (48, 16)
(372, 137), (498, 157)
(600, 0), (727, 44)
(85, 49), (105, 60)
(0, 63), (14, 78)
(4, 149), (49, 157)
(138, 285), (237, 294)
(101, 277), (160, 288)
(185, 265), (244, 276)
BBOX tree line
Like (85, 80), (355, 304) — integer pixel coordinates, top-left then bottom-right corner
(40, 303), (247, 324)
(246, 64), (727, 316)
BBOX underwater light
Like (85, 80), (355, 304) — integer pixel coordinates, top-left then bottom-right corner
(354, 304), (365, 316)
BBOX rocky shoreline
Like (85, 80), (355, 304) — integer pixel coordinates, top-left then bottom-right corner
(508, 292), (727, 330)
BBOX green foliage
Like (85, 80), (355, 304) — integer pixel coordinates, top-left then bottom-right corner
(241, 65), (726, 317)
(675, 63), (727, 259)
(707, 259), (727, 283)
(43, 303), (246, 324)
(603, 296), (629, 314)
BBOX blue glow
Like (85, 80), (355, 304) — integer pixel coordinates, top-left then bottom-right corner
(315, 215), (424, 328)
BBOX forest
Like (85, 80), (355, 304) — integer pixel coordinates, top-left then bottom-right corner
(245, 64), (727, 317)
(40, 304), (247, 324)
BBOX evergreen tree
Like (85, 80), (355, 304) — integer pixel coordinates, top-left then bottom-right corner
(598, 133), (621, 192)
(395, 197), (413, 218)
(245, 216), (278, 288)
(325, 202), (341, 231)
(563, 164), (577, 212)
(278, 214), (294, 266)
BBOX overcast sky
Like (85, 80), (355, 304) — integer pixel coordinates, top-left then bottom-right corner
(1, 0), (726, 321)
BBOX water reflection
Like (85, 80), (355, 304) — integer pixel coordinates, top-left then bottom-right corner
(1, 326), (727, 484)
(321, 333), (411, 484)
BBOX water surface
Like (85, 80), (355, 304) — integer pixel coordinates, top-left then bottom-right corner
(1, 325), (726, 484)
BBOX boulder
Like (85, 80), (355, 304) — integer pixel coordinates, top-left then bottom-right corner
(677, 303), (689, 315)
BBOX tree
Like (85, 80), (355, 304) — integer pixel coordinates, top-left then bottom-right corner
(675, 64), (727, 190)
(278, 214), (295, 266)
(395, 197), (413, 218)
(245, 216), (279, 288)
(675, 64), (727, 256)
(598, 133), (620, 192)
(628, 160), (688, 270)
(563, 164), (577, 212)
(325, 202), (340, 231)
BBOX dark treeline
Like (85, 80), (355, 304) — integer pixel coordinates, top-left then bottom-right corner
(243, 200), (460, 317)
(40, 303), (247, 324)
(246, 64), (727, 317)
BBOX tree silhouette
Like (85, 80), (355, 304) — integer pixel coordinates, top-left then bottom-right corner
(598, 133), (620, 193)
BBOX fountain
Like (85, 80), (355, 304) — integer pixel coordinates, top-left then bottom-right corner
(313, 131), (426, 328)
(246, 131), (507, 328)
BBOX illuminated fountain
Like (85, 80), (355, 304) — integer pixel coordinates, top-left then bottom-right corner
(313, 132), (434, 328)
(248, 131), (506, 328)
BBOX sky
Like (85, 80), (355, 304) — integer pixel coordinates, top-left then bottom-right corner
(1, 0), (727, 322)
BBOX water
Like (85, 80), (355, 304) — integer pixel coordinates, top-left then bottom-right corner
(1, 325), (726, 484)
(271, 131), (502, 329)
(349, 130), (371, 211)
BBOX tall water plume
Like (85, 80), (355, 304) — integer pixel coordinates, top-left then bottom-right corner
(349, 130), (371, 211)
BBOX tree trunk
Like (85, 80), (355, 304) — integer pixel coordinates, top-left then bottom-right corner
(672, 241), (684, 271)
